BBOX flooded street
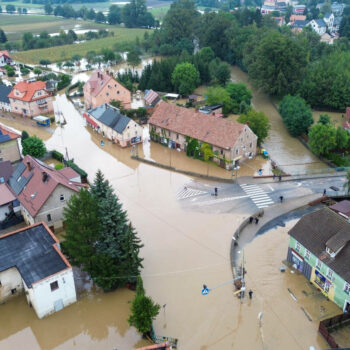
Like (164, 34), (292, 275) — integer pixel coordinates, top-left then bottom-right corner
(229, 67), (327, 175)
(0, 93), (341, 349)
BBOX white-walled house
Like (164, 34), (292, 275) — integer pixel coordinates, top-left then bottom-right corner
(323, 12), (335, 32)
(307, 19), (327, 35)
(84, 104), (143, 147)
(0, 222), (77, 318)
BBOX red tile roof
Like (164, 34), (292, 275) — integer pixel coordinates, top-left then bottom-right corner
(85, 70), (130, 98)
(0, 122), (21, 140)
(8, 81), (49, 102)
(15, 155), (84, 217)
(0, 183), (16, 206)
(0, 50), (10, 59)
(149, 101), (248, 149)
(58, 167), (80, 180)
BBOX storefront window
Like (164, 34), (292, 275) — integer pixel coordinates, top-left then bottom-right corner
(315, 270), (332, 293)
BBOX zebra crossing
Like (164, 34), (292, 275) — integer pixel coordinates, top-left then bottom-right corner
(240, 184), (274, 208)
(176, 187), (208, 200)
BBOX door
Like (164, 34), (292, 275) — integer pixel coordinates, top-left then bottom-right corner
(344, 301), (350, 313)
(54, 299), (64, 312)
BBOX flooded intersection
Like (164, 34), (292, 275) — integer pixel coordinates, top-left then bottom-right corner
(0, 93), (344, 350)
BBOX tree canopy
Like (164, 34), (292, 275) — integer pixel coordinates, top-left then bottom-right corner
(171, 62), (200, 96)
(22, 136), (46, 158)
(238, 109), (270, 146)
(308, 123), (337, 156)
(279, 95), (313, 136)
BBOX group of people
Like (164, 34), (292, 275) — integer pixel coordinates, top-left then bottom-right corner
(249, 216), (259, 224)
(273, 174), (282, 182)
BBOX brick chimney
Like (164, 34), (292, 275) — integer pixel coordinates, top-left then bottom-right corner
(26, 161), (31, 171)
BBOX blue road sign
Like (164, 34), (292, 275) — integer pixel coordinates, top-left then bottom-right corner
(100, 141), (105, 146)
(201, 288), (210, 295)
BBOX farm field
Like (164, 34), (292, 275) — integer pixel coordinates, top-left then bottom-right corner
(1, 14), (111, 41)
(12, 27), (153, 64)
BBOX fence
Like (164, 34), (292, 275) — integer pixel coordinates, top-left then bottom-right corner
(319, 313), (350, 348)
(288, 167), (350, 177)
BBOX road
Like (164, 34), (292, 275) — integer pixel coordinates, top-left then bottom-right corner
(176, 176), (346, 214)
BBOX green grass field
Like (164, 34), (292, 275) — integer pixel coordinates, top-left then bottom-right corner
(149, 5), (170, 21)
(12, 27), (153, 64)
(1, 14), (112, 41)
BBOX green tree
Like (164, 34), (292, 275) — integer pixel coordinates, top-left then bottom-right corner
(39, 59), (51, 67)
(21, 130), (29, 144)
(0, 28), (7, 43)
(226, 82), (252, 114)
(336, 126), (350, 149)
(244, 31), (308, 96)
(205, 86), (234, 115)
(238, 109), (270, 146)
(279, 95), (313, 136)
(6, 4), (15, 13)
(62, 189), (101, 267)
(95, 11), (106, 23)
(128, 276), (160, 335)
(22, 136), (46, 158)
(44, 3), (53, 15)
(210, 61), (231, 86)
(33, 67), (42, 76)
(308, 123), (336, 156)
(127, 50), (141, 71)
(318, 114), (331, 125)
(171, 62), (200, 96)
(108, 5), (121, 24)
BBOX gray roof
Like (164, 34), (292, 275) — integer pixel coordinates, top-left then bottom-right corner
(0, 84), (11, 104)
(8, 162), (33, 195)
(315, 19), (326, 27)
(289, 208), (350, 283)
(88, 104), (131, 134)
(0, 160), (13, 183)
(293, 20), (308, 28)
(324, 12), (332, 19)
(0, 223), (69, 287)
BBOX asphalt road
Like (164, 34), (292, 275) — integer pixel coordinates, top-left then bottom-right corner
(176, 176), (347, 214)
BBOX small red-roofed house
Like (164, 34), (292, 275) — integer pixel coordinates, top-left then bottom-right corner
(0, 50), (13, 67)
(8, 80), (54, 117)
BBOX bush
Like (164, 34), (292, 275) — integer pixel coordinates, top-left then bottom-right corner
(50, 116), (55, 123)
(54, 163), (64, 170)
(327, 153), (350, 167)
(52, 150), (64, 162)
(65, 160), (87, 179)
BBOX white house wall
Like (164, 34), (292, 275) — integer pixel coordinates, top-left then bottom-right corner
(30, 268), (76, 319)
(0, 267), (23, 303)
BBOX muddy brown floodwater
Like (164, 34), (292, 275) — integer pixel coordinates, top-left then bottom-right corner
(229, 67), (328, 175)
(0, 94), (341, 350)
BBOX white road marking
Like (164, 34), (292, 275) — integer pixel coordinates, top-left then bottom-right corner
(176, 188), (208, 200)
(240, 184), (275, 208)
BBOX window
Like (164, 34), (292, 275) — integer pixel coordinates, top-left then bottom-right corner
(295, 242), (301, 252)
(60, 194), (65, 201)
(50, 281), (59, 291)
(220, 150), (223, 155)
(117, 91), (120, 94)
(327, 268), (334, 280)
(316, 259), (322, 270)
(236, 149), (238, 155)
(11, 288), (17, 294)
(344, 282), (350, 295)
(47, 214), (52, 222)
(176, 133), (179, 140)
(305, 249), (310, 259)
(106, 92), (109, 96)
(250, 143), (252, 148)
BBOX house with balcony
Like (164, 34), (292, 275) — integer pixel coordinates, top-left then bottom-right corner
(83, 70), (131, 110)
(0, 123), (21, 164)
(8, 81), (54, 117)
(0, 222), (77, 318)
(287, 205), (350, 313)
(84, 103), (143, 147)
(149, 102), (257, 168)
(7, 155), (85, 232)
(323, 12), (335, 32)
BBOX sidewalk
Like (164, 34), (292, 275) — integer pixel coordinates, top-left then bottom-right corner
(231, 193), (321, 273)
(238, 172), (346, 185)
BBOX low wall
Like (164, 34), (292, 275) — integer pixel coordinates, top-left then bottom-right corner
(131, 155), (236, 183)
